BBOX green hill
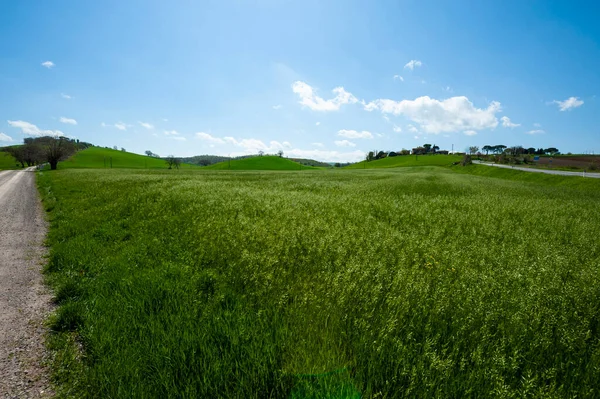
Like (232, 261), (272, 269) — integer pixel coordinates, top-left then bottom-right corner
(205, 156), (317, 170)
(345, 154), (462, 169)
(0, 150), (18, 170)
(60, 147), (198, 169)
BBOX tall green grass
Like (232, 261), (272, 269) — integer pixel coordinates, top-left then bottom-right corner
(38, 168), (600, 398)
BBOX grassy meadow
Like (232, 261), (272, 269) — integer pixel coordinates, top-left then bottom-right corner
(60, 147), (199, 169)
(205, 155), (318, 170)
(345, 154), (462, 169)
(38, 166), (600, 398)
(0, 150), (18, 169)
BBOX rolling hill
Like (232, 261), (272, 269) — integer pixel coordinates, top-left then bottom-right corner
(0, 150), (18, 170)
(345, 154), (463, 169)
(60, 147), (198, 169)
(205, 156), (317, 170)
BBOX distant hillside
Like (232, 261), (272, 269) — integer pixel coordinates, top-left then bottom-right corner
(205, 156), (317, 170)
(289, 158), (333, 168)
(0, 150), (18, 170)
(61, 147), (198, 169)
(179, 155), (231, 166)
(345, 154), (463, 169)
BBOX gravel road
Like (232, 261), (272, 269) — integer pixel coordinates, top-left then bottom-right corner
(473, 160), (600, 178)
(0, 169), (53, 398)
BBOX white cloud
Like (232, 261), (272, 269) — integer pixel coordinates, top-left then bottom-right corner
(315, 121), (321, 126)
(382, 115), (390, 122)
(393, 125), (402, 133)
(464, 130), (478, 136)
(407, 124), (419, 133)
(553, 97), (584, 111)
(59, 117), (77, 125)
(61, 93), (71, 99)
(393, 75), (404, 82)
(404, 60), (422, 70)
(337, 129), (373, 139)
(443, 86), (452, 92)
(292, 81), (358, 111)
(162, 118), (169, 122)
(114, 122), (127, 131)
(41, 61), (54, 69)
(224, 137), (290, 153)
(334, 140), (356, 147)
(501, 116), (520, 128)
(0, 132), (13, 142)
(7, 120), (63, 136)
(272, 104), (282, 110)
(196, 132), (224, 144)
(165, 130), (179, 135)
(312, 142), (324, 147)
(171, 136), (187, 141)
(364, 95), (501, 134)
(283, 148), (364, 163)
(533, 123), (542, 128)
(526, 129), (545, 135)
(139, 122), (154, 130)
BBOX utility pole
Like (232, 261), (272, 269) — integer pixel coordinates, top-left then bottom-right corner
(452, 144), (454, 154)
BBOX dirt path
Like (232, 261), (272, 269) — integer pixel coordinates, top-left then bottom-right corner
(0, 169), (53, 398)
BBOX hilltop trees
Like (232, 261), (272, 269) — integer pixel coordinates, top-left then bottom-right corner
(4, 136), (82, 170)
(165, 155), (181, 169)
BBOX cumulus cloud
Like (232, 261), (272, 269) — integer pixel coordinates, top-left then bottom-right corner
(501, 116), (520, 128)
(292, 81), (358, 111)
(61, 93), (71, 99)
(337, 129), (373, 139)
(59, 117), (77, 125)
(393, 125), (402, 133)
(196, 132), (224, 144)
(272, 104), (282, 110)
(139, 122), (154, 129)
(364, 95), (501, 134)
(41, 61), (55, 68)
(464, 130), (477, 136)
(334, 140), (356, 147)
(393, 75), (404, 82)
(407, 124), (419, 133)
(526, 129), (545, 135)
(404, 60), (422, 70)
(114, 122), (127, 131)
(0, 132), (13, 142)
(553, 97), (584, 111)
(7, 120), (63, 137)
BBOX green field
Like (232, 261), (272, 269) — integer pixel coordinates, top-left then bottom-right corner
(205, 155), (317, 170)
(60, 147), (198, 169)
(38, 167), (600, 398)
(345, 154), (462, 169)
(0, 150), (18, 170)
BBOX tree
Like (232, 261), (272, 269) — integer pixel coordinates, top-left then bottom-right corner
(526, 147), (536, 155)
(165, 155), (181, 169)
(41, 136), (76, 170)
(5, 146), (26, 168)
(121, 147), (126, 152)
(545, 147), (559, 155)
(277, 150), (284, 158)
(468, 146), (479, 155)
(400, 149), (410, 155)
(432, 145), (440, 154)
(258, 150), (264, 157)
(423, 144), (432, 153)
(376, 151), (387, 159)
(113, 146), (118, 150)
(482, 145), (492, 155)
(145, 150), (154, 156)
(366, 151), (375, 161)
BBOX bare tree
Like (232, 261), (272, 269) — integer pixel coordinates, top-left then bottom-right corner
(165, 155), (181, 169)
(258, 150), (264, 157)
(468, 146), (479, 155)
(277, 150), (284, 158)
(37, 136), (76, 170)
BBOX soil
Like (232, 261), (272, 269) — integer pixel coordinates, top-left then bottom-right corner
(0, 169), (53, 398)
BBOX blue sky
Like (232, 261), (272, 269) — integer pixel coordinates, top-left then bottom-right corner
(1, 0), (599, 161)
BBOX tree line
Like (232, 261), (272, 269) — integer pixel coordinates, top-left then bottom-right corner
(3, 136), (92, 170)
(479, 145), (560, 155)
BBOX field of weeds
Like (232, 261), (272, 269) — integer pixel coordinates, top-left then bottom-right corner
(38, 167), (600, 398)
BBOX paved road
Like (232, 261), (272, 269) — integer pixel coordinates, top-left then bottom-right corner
(473, 160), (600, 179)
(0, 169), (52, 398)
